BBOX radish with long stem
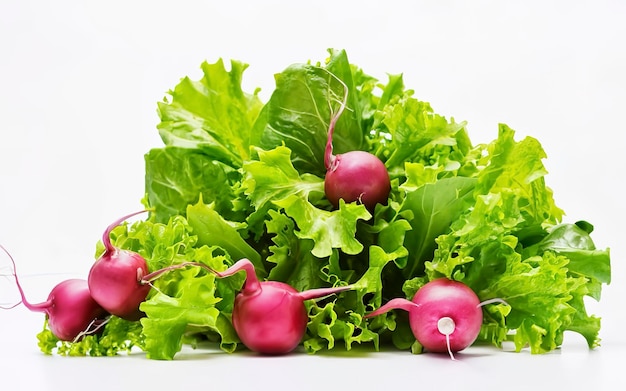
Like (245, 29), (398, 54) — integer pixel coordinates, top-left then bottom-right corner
(212, 258), (353, 355)
(365, 278), (508, 360)
(323, 72), (391, 212)
(0, 244), (109, 342)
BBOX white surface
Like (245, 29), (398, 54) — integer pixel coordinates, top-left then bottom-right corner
(0, 1), (624, 390)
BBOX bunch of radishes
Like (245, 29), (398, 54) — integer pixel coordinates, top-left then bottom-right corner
(0, 211), (356, 355)
(1, 211), (503, 358)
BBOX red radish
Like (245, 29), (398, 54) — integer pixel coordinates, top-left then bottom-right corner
(1, 244), (109, 342)
(323, 72), (390, 212)
(88, 210), (151, 321)
(87, 210), (221, 321)
(212, 258), (353, 355)
(365, 278), (506, 359)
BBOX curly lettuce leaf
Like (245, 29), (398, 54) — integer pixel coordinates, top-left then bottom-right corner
(381, 97), (470, 170)
(427, 125), (565, 282)
(37, 317), (143, 357)
(241, 145), (326, 235)
(242, 145), (371, 258)
(157, 58), (264, 168)
(479, 252), (595, 353)
(276, 196), (371, 258)
(264, 209), (324, 291)
(127, 218), (241, 360)
(140, 263), (224, 360)
(303, 244), (408, 354)
(304, 302), (379, 353)
(145, 147), (240, 223)
(475, 123), (564, 224)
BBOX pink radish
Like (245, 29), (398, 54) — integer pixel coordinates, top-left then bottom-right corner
(88, 210), (152, 321)
(87, 210), (221, 321)
(212, 258), (353, 355)
(1, 244), (109, 342)
(323, 73), (390, 212)
(365, 278), (506, 359)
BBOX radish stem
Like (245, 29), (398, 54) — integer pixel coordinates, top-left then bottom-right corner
(297, 284), (354, 301)
(212, 258), (261, 294)
(323, 69), (349, 171)
(363, 297), (419, 318)
(72, 317), (111, 343)
(0, 244), (51, 312)
(102, 210), (149, 254)
(140, 261), (216, 284)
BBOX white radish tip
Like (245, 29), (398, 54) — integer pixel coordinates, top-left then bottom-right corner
(136, 267), (144, 282)
(437, 316), (456, 336)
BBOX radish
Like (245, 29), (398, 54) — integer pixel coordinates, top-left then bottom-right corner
(0, 244), (109, 342)
(88, 210), (152, 321)
(365, 278), (506, 359)
(212, 258), (353, 355)
(323, 72), (390, 212)
(88, 210), (220, 321)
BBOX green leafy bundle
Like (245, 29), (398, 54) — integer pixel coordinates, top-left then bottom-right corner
(37, 49), (611, 359)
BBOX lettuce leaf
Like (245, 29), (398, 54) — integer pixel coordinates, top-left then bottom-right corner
(156, 58), (264, 168)
(400, 176), (477, 277)
(186, 200), (264, 275)
(145, 147), (240, 223)
(254, 48), (364, 177)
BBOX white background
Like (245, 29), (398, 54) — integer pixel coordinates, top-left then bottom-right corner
(0, 1), (624, 390)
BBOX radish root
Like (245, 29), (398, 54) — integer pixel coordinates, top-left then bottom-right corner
(72, 317), (111, 343)
(437, 317), (457, 361)
(477, 298), (509, 307)
(323, 68), (350, 171)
